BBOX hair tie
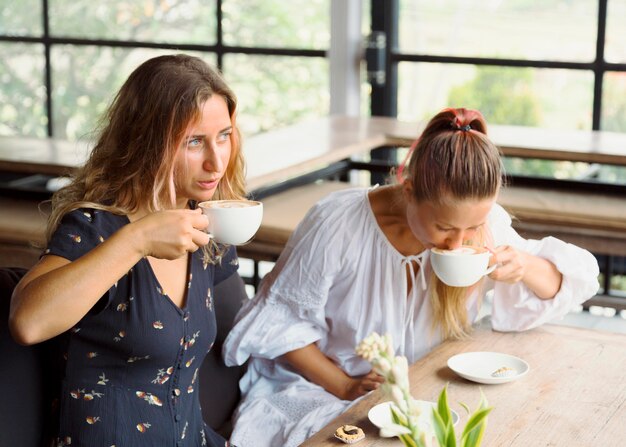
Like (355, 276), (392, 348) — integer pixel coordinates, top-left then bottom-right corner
(450, 122), (472, 132)
(450, 118), (472, 132)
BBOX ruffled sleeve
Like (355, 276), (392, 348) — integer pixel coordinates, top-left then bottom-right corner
(46, 209), (123, 313)
(46, 209), (105, 261)
(223, 192), (356, 366)
(488, 204), (600, 331)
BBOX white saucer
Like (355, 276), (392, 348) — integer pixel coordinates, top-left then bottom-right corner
(368, 400), (459, 430)
(447, 351), (529, 384)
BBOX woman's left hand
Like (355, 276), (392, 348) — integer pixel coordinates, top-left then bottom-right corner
(487, 244), (563, 299)
(487, 245), (528, 284)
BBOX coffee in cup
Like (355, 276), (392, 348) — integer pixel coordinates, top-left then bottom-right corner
(198, 199), (263, 245)
(430, 245), (496, 287)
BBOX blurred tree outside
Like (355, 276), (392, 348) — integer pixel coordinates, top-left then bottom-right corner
(0, 42), (48, 137)
(0, 0), (330, 142)
(447, 65), (620, 181)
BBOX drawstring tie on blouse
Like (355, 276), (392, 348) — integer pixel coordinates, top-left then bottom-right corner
(399, 252), (427, 355)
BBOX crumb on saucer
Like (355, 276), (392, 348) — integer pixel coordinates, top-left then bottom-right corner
(491, 366), (516, 378)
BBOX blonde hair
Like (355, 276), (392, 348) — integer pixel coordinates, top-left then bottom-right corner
(400, 108), (503, 340)
(46, 54), (246, 259)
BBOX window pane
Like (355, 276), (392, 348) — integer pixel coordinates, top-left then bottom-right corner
(398, 0), (597, 62)
(223, 54), (328, 134)
(0, 0), (43, 36)
(606, 0), (626, 63)
(601, 72), (626, 132)
(503, 157), (626, 185)
(51, 46), (216, 140)
(223, 0), (329, 49)
(0, 43), (47, 137)
(397, 63), (593, 131)
(48, 0), (216, 44)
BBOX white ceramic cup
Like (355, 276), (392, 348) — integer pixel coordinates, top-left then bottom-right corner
(197, 199), (263, 245)
(429, 245), (496, 287)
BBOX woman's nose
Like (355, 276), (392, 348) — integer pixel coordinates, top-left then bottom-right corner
(445, 232), (465, 249)
(203, 145), (223, 172)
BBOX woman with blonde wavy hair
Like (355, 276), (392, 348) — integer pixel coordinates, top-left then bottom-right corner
(222, 107), (599, 447)
(10, 54), (245, 446)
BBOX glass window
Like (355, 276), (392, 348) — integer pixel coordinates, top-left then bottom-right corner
(223, 0), (329, 49)
(398, 0), (597, 62)
(223, 54), (329, 134)
(51, 46), (216, 140)
(0, 0), (43, 36)
(397, 62), (594, 130)
(48, 0), (217, 44)
(601, 71), (626, 133)
(0, 43), (47, 137)
(605, 0), (626, 63)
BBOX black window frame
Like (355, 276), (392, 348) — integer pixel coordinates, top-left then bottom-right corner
(0, 0), (326, 138)
(368, 0), (626, 131)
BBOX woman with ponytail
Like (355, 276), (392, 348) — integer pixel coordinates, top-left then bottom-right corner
(223, 107), (599, 447)
(10, 54), (245, 446)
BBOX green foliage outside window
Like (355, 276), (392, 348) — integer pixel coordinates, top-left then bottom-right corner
(448, 66), (540, 127)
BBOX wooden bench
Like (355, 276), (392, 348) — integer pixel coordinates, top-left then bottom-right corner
(237, 180), (625, 308)
(2, 182), (624, 309)
(237, 181), (354, 262)
(239, 181), (626, 262)
(3, 183), (624, 263)
(498, 186), (626, 257)
(0, 197), (48, 268)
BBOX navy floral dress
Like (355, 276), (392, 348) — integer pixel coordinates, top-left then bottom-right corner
(45, 208), (238, 446)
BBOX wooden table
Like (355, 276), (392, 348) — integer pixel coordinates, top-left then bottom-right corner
(2, 116), (626, 185)
(301, 320), (626, 447)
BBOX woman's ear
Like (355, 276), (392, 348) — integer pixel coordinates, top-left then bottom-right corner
(402, 179), (413, 200)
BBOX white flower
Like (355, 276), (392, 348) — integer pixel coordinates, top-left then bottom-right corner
(388, 385), (406, 412)
(391, 356), (410, 389)
(379, 423), (412, 438)
(374, 357), (392, 375)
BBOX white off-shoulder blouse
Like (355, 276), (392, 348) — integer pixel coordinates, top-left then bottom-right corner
(223, 187), (599, 447)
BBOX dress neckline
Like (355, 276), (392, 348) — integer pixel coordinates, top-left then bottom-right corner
(364, 186), (428, 261)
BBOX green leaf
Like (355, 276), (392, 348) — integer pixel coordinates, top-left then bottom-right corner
(437, 383), (453, 427)
(460, 407), (493, 447)
(399, 433), (419, 447)
(458, 402), (471, 415)
(446, 429), (457, 447)
(390, 404), (408, 426)
(431, 407), (449, 446)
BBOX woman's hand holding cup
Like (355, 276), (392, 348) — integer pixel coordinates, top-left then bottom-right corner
(132, 209), (211, 259)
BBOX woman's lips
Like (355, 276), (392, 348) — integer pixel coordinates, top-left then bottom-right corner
(197, 179), (220, 190)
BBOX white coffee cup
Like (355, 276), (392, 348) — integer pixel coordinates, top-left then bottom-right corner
(197, 199), (263, 245)
(429, 245), (496, 287)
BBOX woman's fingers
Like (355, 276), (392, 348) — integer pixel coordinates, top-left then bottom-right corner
(490, 245), (526, 283)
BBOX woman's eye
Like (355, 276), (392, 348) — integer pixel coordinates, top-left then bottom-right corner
(187, 137), (203, 149)
(218, 131), (232, 142)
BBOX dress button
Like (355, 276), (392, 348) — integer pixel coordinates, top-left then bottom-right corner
(183, 311), (190, 319)
(175, 414), (182, 422)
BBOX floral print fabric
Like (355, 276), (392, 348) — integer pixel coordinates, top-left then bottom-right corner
(46, 209), (238, 446)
